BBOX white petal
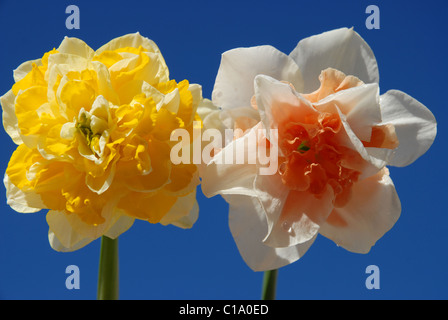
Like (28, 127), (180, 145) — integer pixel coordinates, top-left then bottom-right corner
(160, 191), (199, 229)
(201, 126), (261, 198)
(189, 83), (203, 109)
(225, 194), (316, 271)
(104, 211), (135, 239)
(254, 74), (317, 138)
(4, 173), (45, 213)
(378, 90), (437, 167)
(259, 174), (334, 248)
(314, 83), (381, 142)
(196, 99), (224, 131)
(95, 32), (162, 55)
(290, 28), (379, 93)
(48, 229), (94, 252)
(212, 46), (303, 110)
(0, 90), (22, 144)
(49, 197), (120, 243)
(13, 58), (42, 82)
(319, 168), (401, 253)
(321, 103), (385, 178)
(252, 173), (289, 243)
(47, 210), (95, 252)
(57, 36), (95, 60)
(171, 201), (199, 229)
(161, 87), (180, 113)
(47, 53), (90, 73)
(218, 106), (260, 145)
(60, 121), (76, 139)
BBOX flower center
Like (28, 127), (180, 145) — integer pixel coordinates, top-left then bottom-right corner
(75, 108), (109, 159)
(279, 112), (361, 207)
(76, 112), (100, 150)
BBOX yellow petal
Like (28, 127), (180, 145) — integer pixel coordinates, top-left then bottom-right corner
(59, 80), (96, 119)
(118, 190), (177, 223)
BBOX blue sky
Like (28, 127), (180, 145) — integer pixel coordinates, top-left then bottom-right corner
(0, 0), (447, 300)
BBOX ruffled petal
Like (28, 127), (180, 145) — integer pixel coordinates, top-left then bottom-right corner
(4, 173), (45, 213)
(314, 83), (381, 142)
(48, 230), (94, 252)
(95, 32), (162, 55)
(159, 190), (199, 228)
(212, 46), (303, 110)
(378, 90), (437, 167)
(290, 27), (379, 93)
(104, 212), (135, 239)
(47, 193), (122, 244)
(254, 75), (317, 140)
(201, 124), (262, 198)
(57, 36), (95, 60)
(225, 194), (316, 271)
(319, 168), (401, 253)
(13, 58), (42, 82)
(261, 176), (334, 248)
(47, 199), (133, 251)
(0, 90), (22, 144)
(95, 32), (169, 84)
(47, 210), (95, 252)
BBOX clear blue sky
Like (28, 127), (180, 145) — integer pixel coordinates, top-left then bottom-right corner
(0, 0), (447, 300)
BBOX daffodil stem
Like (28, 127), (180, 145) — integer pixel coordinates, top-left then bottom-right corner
(261, 269), (278, 300)
(97, 236), (119, 300)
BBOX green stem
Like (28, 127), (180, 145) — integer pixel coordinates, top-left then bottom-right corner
(261, 269), (278, 300)
(97, 236), (119, 300)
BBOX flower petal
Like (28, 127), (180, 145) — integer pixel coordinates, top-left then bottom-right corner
(104, 211), (135, 239)
(95, 32), (169, 84)
(95, 32), (162, 56)
(47, 210), (95, 252)
(117, 190), (178, 223)
(212, 46), (303, 110)
(159, 190), (199, 228)
(200, 126), (260, 198)
(13, 58), (42, 82)
(225, 194), (316, 271)
(261, 177), (334, 248)
(289, 27), (379, 93)
(196, 98), (225, 132)
(314, 83), (381, 142)
(320, 103), (385, 178)
(57, 36), (95, 60)
(378, 90), (437, 167)
(4, 173), (45, 213)
(254, 74), (317, 140)
(0, 89), (22, 144)
(319, 168), (401, 253)
(48, 230), (94, 252)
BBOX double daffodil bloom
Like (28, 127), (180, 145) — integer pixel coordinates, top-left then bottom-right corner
(1, 33), (203, 251)
(201, 28), (437, 271)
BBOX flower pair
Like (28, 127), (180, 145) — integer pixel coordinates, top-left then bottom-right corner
(1, 28), (437, 273)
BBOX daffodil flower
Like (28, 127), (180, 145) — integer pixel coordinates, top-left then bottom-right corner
(201, 28), (437, 273)
(1, 33), (203, 251)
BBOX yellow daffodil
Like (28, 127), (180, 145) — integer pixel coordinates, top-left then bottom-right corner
(1, 33), (203, 251)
